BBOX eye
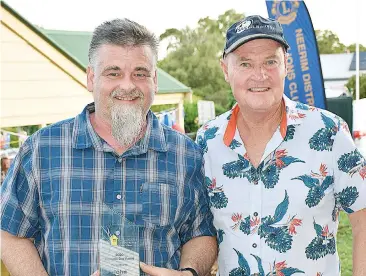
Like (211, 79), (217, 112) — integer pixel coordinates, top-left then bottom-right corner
(240, 62), (251, 68)
(134, 72), (151, 79)
(107, 72), (120, 77)
(265, 60), (278, 66)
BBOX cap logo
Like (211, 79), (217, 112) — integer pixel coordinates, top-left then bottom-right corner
(235, 20), (252, 33)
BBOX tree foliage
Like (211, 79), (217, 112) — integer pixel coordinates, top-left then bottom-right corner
(346, 44), (366, 53)
(183, 101), (199, 134)
(316, 30), (366, 54)
(346, 74), (366, 99)
(316, 30), (347, 54)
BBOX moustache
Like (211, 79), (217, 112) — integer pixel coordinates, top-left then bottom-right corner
(111, 89), (144, 99)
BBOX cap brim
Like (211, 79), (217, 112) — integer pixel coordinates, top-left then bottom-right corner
(224, 34), (289, 56)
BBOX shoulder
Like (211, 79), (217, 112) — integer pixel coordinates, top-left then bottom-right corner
(36, 118), (75, 137)
(292, 100), (350, 134)
(22, 117), (76, 152)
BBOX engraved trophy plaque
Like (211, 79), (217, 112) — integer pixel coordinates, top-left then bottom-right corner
(99, 205), (140, 275)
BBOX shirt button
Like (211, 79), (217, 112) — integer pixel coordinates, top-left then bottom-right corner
(252, 243), (257, 248)
(116, 194), (122, 200)
(253, 212), (258, 217)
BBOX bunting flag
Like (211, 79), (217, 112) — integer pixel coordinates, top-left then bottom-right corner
(156, 109), (185, 133)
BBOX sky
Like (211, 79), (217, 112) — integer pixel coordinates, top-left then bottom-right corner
(4, 0), (365, 59)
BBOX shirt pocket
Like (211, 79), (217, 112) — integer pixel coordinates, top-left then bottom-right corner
(139, 182), (178, 227)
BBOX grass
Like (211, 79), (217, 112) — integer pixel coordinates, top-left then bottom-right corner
(337, 212), (353, 276)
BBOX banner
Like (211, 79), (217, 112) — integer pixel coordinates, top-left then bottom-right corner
(266, 0), (326, 109)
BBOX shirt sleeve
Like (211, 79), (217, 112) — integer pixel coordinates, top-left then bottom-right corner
(0, 141), (40, 238)
(332, 121), (366, 214)
(179, 150), (217, 244)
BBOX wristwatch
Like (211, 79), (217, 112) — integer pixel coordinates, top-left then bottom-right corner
(178, 267), (199, 276)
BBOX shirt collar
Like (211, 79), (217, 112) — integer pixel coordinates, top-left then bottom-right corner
(222, 95), (305, 147)
(72, 103), (167, 153)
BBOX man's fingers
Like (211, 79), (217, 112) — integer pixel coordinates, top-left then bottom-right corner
(140, 262), (176, 276)
(90, 270), (100, 276)
(140, 262), (159, 275)
(140, 262), (185, 276)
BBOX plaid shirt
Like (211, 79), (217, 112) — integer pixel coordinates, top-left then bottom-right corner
(0, 103), (216, 276)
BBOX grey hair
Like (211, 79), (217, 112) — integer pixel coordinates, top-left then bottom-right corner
(88, 18), (159, 68)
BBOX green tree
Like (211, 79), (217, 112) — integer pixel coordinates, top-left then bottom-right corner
(158, 10), (244, 114)
(346, 43), (366, 53)
(346, 74), (366, 99)
(183, 101), (199, 134)
(316, 30), (347, 54)
(316, 29), (366, 54)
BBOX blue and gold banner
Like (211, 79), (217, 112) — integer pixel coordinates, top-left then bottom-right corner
(266, 0), (326, 109)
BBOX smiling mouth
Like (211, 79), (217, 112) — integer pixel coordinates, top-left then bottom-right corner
(248, 87), (270, 92)
(112, 94), (143, 102)
(114, 96), (139, 101)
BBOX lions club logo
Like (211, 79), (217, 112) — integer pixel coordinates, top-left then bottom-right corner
(235, 20), (252, 33)
(271, 0), (300, 25)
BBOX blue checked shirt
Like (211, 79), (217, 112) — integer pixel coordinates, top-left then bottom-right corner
(0, 103), (216, 276)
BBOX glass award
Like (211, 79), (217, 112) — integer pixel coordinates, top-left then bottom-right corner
(99, 204), (140, 275)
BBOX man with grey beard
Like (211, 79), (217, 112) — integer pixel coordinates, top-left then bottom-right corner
(1, 18), (217, 276)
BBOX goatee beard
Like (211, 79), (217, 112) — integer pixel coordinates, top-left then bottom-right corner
(111, 104), (145, 147)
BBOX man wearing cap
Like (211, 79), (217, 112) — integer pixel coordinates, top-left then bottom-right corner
(196, 15), (366, 275)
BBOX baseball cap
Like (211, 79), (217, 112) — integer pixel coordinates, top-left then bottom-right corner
(223, 15), (289, 57)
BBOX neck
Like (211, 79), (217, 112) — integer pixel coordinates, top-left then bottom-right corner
(91, 112), (112, 135)
(237, 102), (283, 134)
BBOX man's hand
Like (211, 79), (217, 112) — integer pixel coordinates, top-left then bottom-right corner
(91, 264), (193, 276)
(140, 262), (192, 276)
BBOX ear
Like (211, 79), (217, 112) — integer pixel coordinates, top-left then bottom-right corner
(220, 58), (229, 82)
(153, 69), (158, 94)
(86, 66), (95, 92)
(283, 52), (288, 76)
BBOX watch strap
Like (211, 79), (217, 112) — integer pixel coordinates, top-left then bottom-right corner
(178, 267), (199, 276)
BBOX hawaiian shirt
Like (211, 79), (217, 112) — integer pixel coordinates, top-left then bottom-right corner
(196, 96), (366, 276)
(0, 103), (216, 276)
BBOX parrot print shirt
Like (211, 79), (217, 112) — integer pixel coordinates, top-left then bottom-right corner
(196, 96), (366, 276)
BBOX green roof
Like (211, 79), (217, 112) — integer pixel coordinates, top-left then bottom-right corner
(1, 1), (191, 94)
(43, 29), (191, 93)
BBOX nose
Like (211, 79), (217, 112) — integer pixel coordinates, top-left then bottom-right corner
(250, 64), (268, 81)
(118, 75), (136, 91)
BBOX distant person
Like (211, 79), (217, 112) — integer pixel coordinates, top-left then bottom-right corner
(1, 156), (10, 184)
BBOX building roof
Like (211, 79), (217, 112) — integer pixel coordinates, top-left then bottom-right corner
(320, 52), (366, 81)
(320, 53), (355, 81)
(1, 1), (191, 94)
(349, 51), (366, 71)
